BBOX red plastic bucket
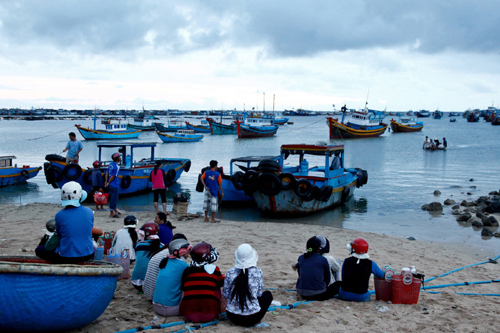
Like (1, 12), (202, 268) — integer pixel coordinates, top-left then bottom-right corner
(374, 277), (392, 301)
(391, 274), (421, 304)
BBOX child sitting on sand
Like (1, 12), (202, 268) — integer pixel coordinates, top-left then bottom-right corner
(131, 222), (162, 292)
(180, 242), (225, 323)
(111, 215), (139, 261)
(153, 238), (192, 317)
(293, 236), (338, 301)
(338, 238), (384, 302)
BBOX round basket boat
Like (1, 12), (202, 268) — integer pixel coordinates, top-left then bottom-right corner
(0, 256), (123, 332)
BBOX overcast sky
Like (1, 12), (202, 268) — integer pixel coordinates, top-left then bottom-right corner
(1, 1), (499, 111)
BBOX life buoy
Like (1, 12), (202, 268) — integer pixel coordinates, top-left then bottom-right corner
(318, 185), (333, 202)
(279, 173), (296, 191)
(83, 169), (93, 185)
(44, 154), (66, 162)
(303, 185), (320, 202)
(294, 179), (312, 198)
(231, 171), (245, 190)
(20, 170), (29, 179)
(257, 173), (281, 196)
(165, 169), (176, 183)
(44, 162), (54, 184)
(183, 160), (191, 173)
(64, 163), (82, 180)
(242, 170), (259, 194)
(47, 165), (64, 182)
(341, 186), (350, 202)
(121, 175), (132, 189)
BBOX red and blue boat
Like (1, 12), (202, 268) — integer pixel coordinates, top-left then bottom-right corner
(327, 108), (388, 139)
(389, 116), (424, 133)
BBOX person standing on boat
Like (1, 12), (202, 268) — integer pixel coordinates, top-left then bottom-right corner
(62, 132), (83, 164)
(443, 137), (447, 148)
(200, 160), (224, 223)
(330, 151), (342, 170)
(105, 152), (121, 218)
(422, 136), (429, 149)
(150, 161), (169, 214)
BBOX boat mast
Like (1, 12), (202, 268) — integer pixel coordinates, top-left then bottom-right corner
(263, 92), (265, 113)
(273, 94), (275, 113)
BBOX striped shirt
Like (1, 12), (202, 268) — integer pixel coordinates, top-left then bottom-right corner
(180, 266), (224, 317)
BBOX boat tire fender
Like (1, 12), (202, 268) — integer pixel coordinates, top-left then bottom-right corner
(279, 173), (296, 191)
(242, 170), (259, 194)
(257, 173), (281, 196)
(303, 185), (320, 202)
(121, 175), (132, 189)
(47, 165), (64, 182)
(165, 169), (176, 183)
(64, 163), (82, 180)
(44, 162), (54, 184)
(341, 186), (350, 203)
(45, 154), (66, 162)
(21, 170), (29, 178)
(231, 171), (245, 191)
(319, 185), (333, 202)
(257, 159), (280, 171)
(295, 179), (312, 198)
(82, 169), (93, 185)
(184, 160), (191, 173)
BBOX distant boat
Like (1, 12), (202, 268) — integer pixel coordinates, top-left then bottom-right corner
(156, 130), (204, 143)
(416, 110), (431, 117)
(467, 112), (480, 122)
(326, 108), (388, 139)
(236, 117), (279, 139)
(154, 119), (187, 132)
(390, 116), (424, 132)
(127, 112), (159, 131)
(433, 110), (443, 119)
(206, 117), (237, 135)
(75, 118), (141, 140)
(0, 156), (41, 187)
(185, 120), (211, 133)
(448, 112), (461, 117)
(450, 118), (457, 122)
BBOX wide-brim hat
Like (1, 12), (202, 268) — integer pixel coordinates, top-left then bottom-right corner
(234, 244), (258, 270)
(61, 190), (87, 207)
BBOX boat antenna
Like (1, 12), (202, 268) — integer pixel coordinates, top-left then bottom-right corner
(263, 92), (265, 113)
(273, 94), (275, 113)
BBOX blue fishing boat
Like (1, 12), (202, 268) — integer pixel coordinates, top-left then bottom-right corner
(416, 110), (431, 117)
(0, 156), (41, 187)
(326, 108), (388, 139)
(185, 120), (211, 133)
(154, 119), (187, 132)
(156, 130), (204, 143)
(43, 142), (191, 196)
(127, 112), (160, 131)
(206, 117), (237, 135)
(241, 144), (368, 216)
(75, 118), (141, 140)
(236, 117), (279, 138)
(433, 110), (443, 119)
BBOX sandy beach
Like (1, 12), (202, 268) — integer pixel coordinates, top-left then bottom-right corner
(1, 202), (499, 333)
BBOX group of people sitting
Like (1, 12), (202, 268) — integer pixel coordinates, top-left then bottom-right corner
(35, 181), (385, 328)
(423, 136), (447, 149)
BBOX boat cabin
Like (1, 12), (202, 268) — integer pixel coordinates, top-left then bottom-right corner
(101, 119), (128, 131)
(0, 156), (15, 168)
(97, 142), (157, 168)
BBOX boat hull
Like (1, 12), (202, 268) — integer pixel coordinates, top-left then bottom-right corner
(221, 176), (254, 203)
(206, 118), (237, 135)
(185, 122), (211, 133)
(154, 123), (187, 132)
(157, 131), (204, 143)
(236, 122), (278, 138)
(127, 124), (156, 131)
(0, 166), (41, 187)
(390, 121), (424, 133)
(76, 125), (141, 140)
(327, 118), (388, 139)
(44, 157), (190, 196)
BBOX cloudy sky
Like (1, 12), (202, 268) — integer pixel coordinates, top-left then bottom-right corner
(1, 1), (499, 111)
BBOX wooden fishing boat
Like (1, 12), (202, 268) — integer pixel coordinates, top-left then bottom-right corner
(154, 119), (187, 132)
(185, 120), (211, 133)
(206, 117), (237, 135)
(0, 156), (41, 187)
(75, 118), (141, 140)
(156, 129), (204, 143)
(390, 116), (424, 132)
(433, 110), (443, 119)
(127, 113), (160, 131)
(0, 256), (122, 332)
(326, 109), (388, 139)
(242, 144), (368, 216)
(236, 117), (279, 138)
(416, 110), (431, 117)
(43, 142), (191, 196)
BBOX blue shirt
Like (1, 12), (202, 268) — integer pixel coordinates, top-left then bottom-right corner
(295, 253), (331, 296)
(55, 206), (94, 258)
(203, 170), (221, 197)
(131, 240), (157, 281)
(107, 162), (120, 188)
(66, 140), (83, 158)
(158, 224), (173, 245)
(92, 169), (104, 188)
(153, 258), (188, 306)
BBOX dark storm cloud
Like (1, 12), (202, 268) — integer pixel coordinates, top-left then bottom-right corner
(1, 0), (499, 58)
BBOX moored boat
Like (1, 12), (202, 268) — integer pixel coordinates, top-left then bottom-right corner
(75, 118), (141, 140)
(156, 129), (204, 143)
(433, 110), (443, 119)
(236, 117), (279, 138)
(241, 144), (368, 216)
(154, 119), (187, 132)
(185, 120), (211, 133)
(390, 116), (424, 132)
(0, 156), (41, 187)
(206, 117), (237, 135)
(416, 110), (431, 117)
(43, 142), (191, 196)
(326, 108), (388, 139)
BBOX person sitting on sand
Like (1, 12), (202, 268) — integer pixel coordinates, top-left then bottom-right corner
(292, 236), (338, 301)
(131, 222), (162, 293)
(180, 242), (225, 323)
(153, 238), (192, 317)
(223, 244), (273, 328)
(143, 233), (188, 301)
(111, 215), (139, 261)
(338, 238), (384, 302)
(37, 219), (55, 248)
(35, 181), (94, 264)
(316, 235), (341, 284)
(155, 212), (175, 245)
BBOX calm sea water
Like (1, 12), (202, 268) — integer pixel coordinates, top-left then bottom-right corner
(1, 115), (499, 253)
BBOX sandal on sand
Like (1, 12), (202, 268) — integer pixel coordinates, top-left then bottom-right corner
(110, 214), (120, 218)
(204, 219), (209, 222)
(211, 220), (221, 223)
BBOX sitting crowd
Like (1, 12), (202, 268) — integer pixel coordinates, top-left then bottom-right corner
(36, 182), (384, 327)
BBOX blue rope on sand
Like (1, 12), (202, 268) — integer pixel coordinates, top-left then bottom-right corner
(425, 253), (499, 283)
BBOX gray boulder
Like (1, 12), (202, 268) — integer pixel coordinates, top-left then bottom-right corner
(470, 218), (483, 228)
(451, 209), (461, 215)
(483, 216), (499, 227)
(481, 228), (494, 236)
(444, 199), (456, 205)
(421, 202), (443, 211)
(434, 190), (441, 196)
(456, 213), (472, 222)
(452, 204), (460, 210)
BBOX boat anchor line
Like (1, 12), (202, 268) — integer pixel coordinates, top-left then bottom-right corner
(28, 125), (75, 141)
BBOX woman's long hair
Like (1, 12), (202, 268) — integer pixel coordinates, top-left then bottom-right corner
(146, 239), (162, 259)
(127, 228), (139, 247)
(230, 269), (254, 312)
(159, 257), (169, 269)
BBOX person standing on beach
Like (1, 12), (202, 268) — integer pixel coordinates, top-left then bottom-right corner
(106, 152), (121, 218)
(62, 132), (83, 164)
(200, 160), (224, 223)
(150, 161), (169, 214)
